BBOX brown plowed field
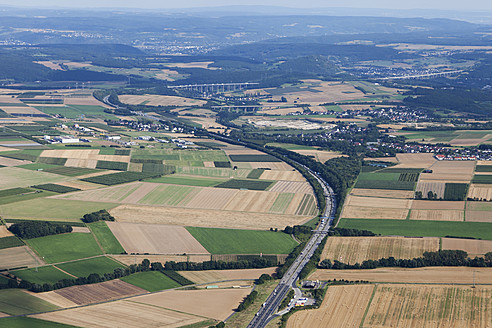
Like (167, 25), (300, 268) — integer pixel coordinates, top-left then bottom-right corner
(53, 280), (147, 306)
(33, 300), (203, 328)
(64, 158), (97, 169)
(185, 187), (238, 210)
(364, 284), (492, 328)
(442, 238), (492, 257)
(342, 206), (408, 220)
(411, 200), (465, 210)
(110, 204), (309, 230)
(396, 153), (436, 168)
(0, 157), (31, 166)
(223, 190), (279, 213)
(178, 268), (277, 284)
(268, 181), (313, 194)
(111, 254), (211, 266)
(54, 182), (147, 203)
(248, 162), (293, 170)
(465, 211), (492, 222)
(29, 290), (78, 308)
(345, 195), (412, 209)
(0, 246), (44, 270)
(409, 209), (464, 221)
(107, 222), (209, 255)
(259, 170), (305, 182)
(286, 285), (374, 328)
(415, 181), (446, 199)
(131, 288), (252, 321)
(468, 184), (492, 201)
(350, 188), (413, 199)
(320, 237), (439, 264)
(309, 267), (492, 284)
(0, 226), (13, 238)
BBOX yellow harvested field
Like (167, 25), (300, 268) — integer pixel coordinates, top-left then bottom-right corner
(415, 181), (446, 199)
(321, 237), (439, 263)
(106, 222), (209, 255)
(131, 288), (252, 321)
(56, 180), (100, 191)
(411, 200), (465, 210)
(223, 148), (264, 155)
(0, 246), (45, 270)
(52, 280), (147, 306)
(0, 226), (12, 238)
(178, 268), (277, 284)
(119, 94), (206, 107)
(64, 158), (98, 168)
(310, 267), (492, 284)
(420, 160), (475, 181)
(478, 160), (492, 165)
(110, 204), (310, 230)
(468, 184), (492, 201)
(185, 187), (237, 210)
(268, 181), (313, 194)
(203, 161), (215, 168)
(286, 285), (374, 328)
(364, 284), (492, 328)
(63, 96), (112, 108)
(0, 157), (31, 166)
(365, 156), (399, 163)
(0, 146), (18, 152)
(409, 209), (464, 221)
(442, 238), (492, 257)
(342, 205), (408, 220)
(71, 227), (90, 233)
(163, 61), (217, 69)
(33, 300), (204, 328)
(248, 162), (293, 170)
(223, 190), (279, 213)
(53, 182), (152, 204)
(395, 153), (436, 168)
(465, 211), (492, 223)
(349, 188), (413, 199)
(41, 149), (99, 159)
(345, 195), (412, 209)
(291, 149), (344, 163)
(34, 61), (64, 70)
(111, 254), (211, 266)
(1, 106), (45, 115)
(29, 290), (78, 308)
(257, 107), (301, 115)
(259, 170), (305, 182)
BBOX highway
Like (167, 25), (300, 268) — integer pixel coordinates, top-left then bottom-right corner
(247, 165), (336, 328)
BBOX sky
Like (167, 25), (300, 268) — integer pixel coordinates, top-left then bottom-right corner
(0, 0), (491, 11)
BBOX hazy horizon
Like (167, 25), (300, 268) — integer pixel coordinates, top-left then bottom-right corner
(0, 1), (491, 11)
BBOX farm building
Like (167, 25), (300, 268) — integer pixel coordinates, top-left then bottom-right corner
(54, 136), (79, 143)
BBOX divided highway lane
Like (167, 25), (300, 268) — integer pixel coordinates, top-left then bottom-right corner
(247, 165), (336, 328)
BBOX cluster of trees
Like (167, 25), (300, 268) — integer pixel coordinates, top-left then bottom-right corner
(11, 259), (189, 293)
(298, 237), (327, 280)
(326, 228), (376, 237)
(279, 289), (295, 311)
(164, 257), (277, 271)
(237, 290), (258, 312)
(256, 273), (274, 285)
(8, 221), (72, 239)
(81, 210), (115, 223)
(283, 225), (313, 242)
(319, 250), (492, 270)
(208, 323), (225, 328)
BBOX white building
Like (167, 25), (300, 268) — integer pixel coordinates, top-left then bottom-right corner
(54, 136), (79, 144)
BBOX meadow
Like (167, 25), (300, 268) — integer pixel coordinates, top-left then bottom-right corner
(120, 271), (181, 292)
(145, 175), (226, 187)
(26, 233), (103, 263)
(0, 317), (78, 328)
(186, 227), (298, 254)
(0, 289), (59, 315)
(56, 256), (126, 277)
(12, 265), (74, 285)
(88, 221), (125, 254)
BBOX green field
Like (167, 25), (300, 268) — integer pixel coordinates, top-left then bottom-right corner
(214, 179), (274, 191)
(0, 198), (117, 220)
(17, 163), (59, 171)
(354, 172), (416, 190)
(81, 171), (160, 185)
(443, 183), (468, 201)
(37, 157), (67, 165)
(475, 165), (492, 173)
(120, 271), (180, 292)
(88, 221), (125, 254)
(247, 169), (266, 179)
(338, 218), (492, 240)
(0, 236), (24, 249)
(472, 175), (492, 184)
(186, 227), (298, 254)
(269, 193), (295, 213)
(95, 160), (128, 171)
(32, 183), (80, 194)
(145, 175), (226, 187)
(26, 233), (103, 263)
(176, 166), (251, 178)
(37, 105), (116, 120)
(42, 166), (101, 177)
(0, 289), (59, 315)
(138, 184), (195, 206)
(56, 256), (125, 277)
(0, 167), (67, 190)
(12, 266), (74, 285)
(131, 149), (228, 167)
(229, 154), (281, 162)
(0, 317), (78, 328)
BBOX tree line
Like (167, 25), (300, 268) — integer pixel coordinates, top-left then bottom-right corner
(81, 210), (115, 223)
(319, 250), (492, 270)
(8, 221), (72, 239)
